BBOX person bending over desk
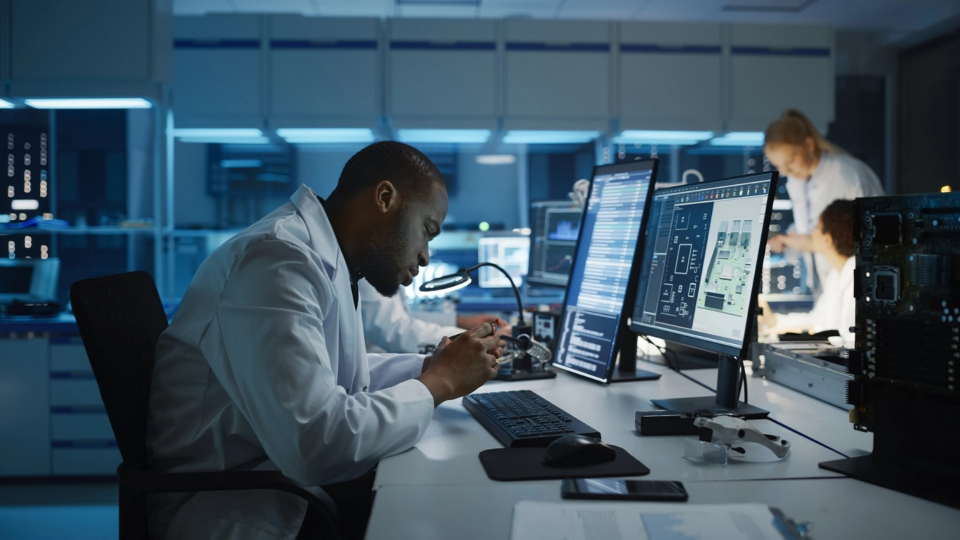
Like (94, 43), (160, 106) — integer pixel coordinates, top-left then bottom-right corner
(146, 142), (504, 540)
(759, 199), (856, 342)
(359, 279), (511, 354)
(763, 109), (883, 295)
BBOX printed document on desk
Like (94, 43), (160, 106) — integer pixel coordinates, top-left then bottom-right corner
(511, 501), (797, 540)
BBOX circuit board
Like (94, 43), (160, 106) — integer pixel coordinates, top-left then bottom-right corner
(696, 219), (754, 316)
(848, 193), (960, 432)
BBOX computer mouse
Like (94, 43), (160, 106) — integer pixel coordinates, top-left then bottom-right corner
(543, 434), (617, 467)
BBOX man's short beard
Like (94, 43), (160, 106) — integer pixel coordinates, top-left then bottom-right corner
(359, 209), (411, 297)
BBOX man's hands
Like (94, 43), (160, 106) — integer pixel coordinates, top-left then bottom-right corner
(767, 233), (812, 253)
(416, 322), (504, 406)
(457, 314), (513, 337)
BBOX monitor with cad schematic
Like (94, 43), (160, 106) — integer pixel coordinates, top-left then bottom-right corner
(551, 159), (660, 384)
(630, 172), (778, 418)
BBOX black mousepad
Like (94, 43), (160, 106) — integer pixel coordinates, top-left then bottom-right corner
(478, 445), (650, 481)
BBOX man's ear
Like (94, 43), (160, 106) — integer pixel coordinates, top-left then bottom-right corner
(374, 180), (399, 215)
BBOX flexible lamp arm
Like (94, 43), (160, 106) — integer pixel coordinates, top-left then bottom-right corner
(463, 262), (525, 327)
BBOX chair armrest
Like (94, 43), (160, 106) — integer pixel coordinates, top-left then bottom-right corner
(119, 463), (341, 538)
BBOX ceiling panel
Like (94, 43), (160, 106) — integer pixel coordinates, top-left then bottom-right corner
(398, 5), (478, 17)
(170, 0), (960, 41)
(231, 0), (316, 14)
(173, 0), (236, 15)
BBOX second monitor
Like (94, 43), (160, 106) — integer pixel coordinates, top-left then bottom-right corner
(631, 172), (778, 418)
(551, 159), (660, 383)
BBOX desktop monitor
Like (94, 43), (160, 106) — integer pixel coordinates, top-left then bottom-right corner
(630, 172), (778, 417)
(0, 257), (60, 304)
(527, 200), (584, 288)
(552, 159), (660, 383)
(477, 235), (530, 289)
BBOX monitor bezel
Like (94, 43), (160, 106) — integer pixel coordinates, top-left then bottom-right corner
(525, 199), (585, 289)
(628, 171), (779, 359)
(552, 158), (660, 383)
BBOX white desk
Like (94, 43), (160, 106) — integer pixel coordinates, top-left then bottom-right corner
(374, 369), (844, 489)
(679, 365), (873, 457)
(367, 479), (960, 540)
(368, 367), (960, 539)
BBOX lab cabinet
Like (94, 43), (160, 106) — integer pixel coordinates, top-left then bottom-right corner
(174, 15), (263, 128)
(0, 339), (50, 476)
(728, 24), (834, 133)
(0, 334), (121, 477)
(6, 0), (171, 99)
(504, 20), (612, 125)
(269, 16), (380, 128)
(389, 18), (499, 121)
(618, 22), (723, 132)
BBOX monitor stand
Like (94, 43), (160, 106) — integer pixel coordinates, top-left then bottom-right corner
(608, 334), (662, 383)
(651, 354), (768, 419)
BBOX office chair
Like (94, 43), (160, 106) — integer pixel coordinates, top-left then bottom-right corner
(71, 271), (342, 540)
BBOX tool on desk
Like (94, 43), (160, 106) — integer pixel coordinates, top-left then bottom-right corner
(560, 478), (688, 502)
(693, 416), (790, 459)
(421, 262), (555, 381)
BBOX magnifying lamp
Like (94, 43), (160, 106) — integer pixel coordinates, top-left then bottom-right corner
(419, 262), (526, 329)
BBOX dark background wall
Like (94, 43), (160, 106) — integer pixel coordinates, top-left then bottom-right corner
(899, 28), (960, 194)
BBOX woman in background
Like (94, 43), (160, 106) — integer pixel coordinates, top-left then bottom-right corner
(764, 109), (883, 294)
(759, 199), (857, 342)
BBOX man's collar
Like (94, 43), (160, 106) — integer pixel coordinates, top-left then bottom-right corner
(316, 195), (363, 284)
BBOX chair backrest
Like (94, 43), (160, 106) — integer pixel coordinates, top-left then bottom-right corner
(70, 271), (169, 470)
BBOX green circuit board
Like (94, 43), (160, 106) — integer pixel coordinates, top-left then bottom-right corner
(697, 219), (754, 316)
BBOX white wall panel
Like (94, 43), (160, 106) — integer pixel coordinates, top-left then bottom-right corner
(269, 16), (379, 128)
(174, 14), (263, 128)
(619, 22), (723, 131)
(728, 24), (834, 132)
(389, 19), (499, 123)
(504, 20), (611, 124)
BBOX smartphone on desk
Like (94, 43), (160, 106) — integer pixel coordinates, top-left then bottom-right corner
(561, 478), (688, 502)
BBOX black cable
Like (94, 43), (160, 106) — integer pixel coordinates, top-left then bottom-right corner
(639, 335), (680, 373)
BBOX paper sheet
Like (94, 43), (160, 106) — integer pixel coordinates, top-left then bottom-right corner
(511, 501), (788, 540)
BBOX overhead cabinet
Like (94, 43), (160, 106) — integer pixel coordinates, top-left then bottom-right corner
(504, 20), (612, 128)
(727, 24), (834, 133)
(174, 15), (263, 128)
(6, 0), (171, 100)
(618, 22), (723, 132)
(389, 18), (499, 126)
(269, 16), (379, 128)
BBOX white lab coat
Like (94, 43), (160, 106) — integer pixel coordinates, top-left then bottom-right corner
(359, 279), (462, 354)
(784, 151), (883, 294)
(774, 256), (856, 342)
(146, 185), (435, 540)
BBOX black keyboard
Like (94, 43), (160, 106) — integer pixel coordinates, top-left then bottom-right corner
(463, 390), (601, 448)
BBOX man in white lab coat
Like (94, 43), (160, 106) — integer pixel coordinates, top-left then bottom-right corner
(146, 142), (503, 540)
(359, 279), (511, 354)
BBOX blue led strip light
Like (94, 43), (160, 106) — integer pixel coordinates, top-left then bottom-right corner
(731, 46), (830, 57)
(271, 40), (377, 50)
(174, 39), (260, 49)
(621, 44), (722, 54)
(506, 42), (610, 52)
(390, 41), (496, 50)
